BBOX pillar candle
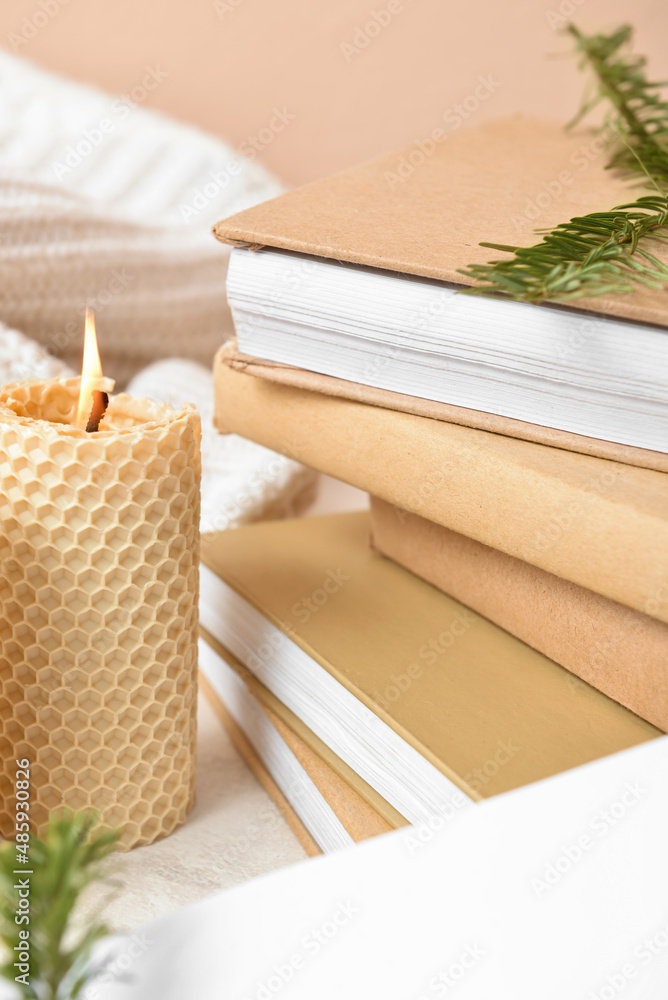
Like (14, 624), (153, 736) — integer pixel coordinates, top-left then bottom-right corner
(0, 376), (200, 849)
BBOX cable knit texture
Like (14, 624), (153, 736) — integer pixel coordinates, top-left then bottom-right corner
(127, 360), (317, 532)
(0, 51), (283, 385)
(0, 57), (317, 528)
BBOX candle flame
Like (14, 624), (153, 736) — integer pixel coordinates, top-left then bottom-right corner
(75, 308), (104, 427)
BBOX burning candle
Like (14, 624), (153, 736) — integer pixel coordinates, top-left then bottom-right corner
(0, 312), (201, 849)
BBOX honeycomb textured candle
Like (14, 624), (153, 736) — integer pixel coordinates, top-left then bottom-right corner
(0, 377), (200, 850)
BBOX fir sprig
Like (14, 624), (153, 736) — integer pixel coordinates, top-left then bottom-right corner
(0, 811), (120, 1000)
(458, 25), (668, 304)
(567, 24), (668, 186)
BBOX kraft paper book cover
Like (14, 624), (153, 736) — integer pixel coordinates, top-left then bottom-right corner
(200, 511), (660, 803)
(213, 115), (668, 330)
(201, 626), (406, 830)
(219, 340), (668, 475)
(369, 496), (668, 733)
(212, 352), (668, 624)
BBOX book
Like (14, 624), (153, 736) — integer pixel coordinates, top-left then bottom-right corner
(198, 511), (660, 826)
(370, 496), (668, 733)
(214, 116), (668, 457)
(199, 633), (397, 850)
(212, 349), (668, 624)
(201, 626), (407, 831)
(220, 340), (668, 475)
(198, 644), (322, 858)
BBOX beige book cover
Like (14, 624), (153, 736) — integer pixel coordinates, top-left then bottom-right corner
(213, 115), (668, 330)
(213, 115), (668, 473)
(222, 342), (668, 475)
(201, 627), (403, 836)
(370, 496), (668, 733)
(212, 352), (668, 624)
(200, 512), (660, 803)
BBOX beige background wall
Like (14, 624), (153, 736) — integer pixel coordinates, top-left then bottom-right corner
(0, 0), (665, 185)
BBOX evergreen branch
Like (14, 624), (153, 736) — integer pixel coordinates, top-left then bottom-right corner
(567, 24), (668, 186)
(0, 811), (121, 1000)
(458, 25), (668, 304)
(460, 197), (668, 303)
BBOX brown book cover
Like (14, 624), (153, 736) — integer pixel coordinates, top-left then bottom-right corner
(222, 342), (668, 475)
(200, 512), (660, 803)
(213, 115), (668, 330)
(213, 115), (668, 472)
(370, 496), (668, 733)
(201, 627), (403, 836)
(212, 351), (668, 624)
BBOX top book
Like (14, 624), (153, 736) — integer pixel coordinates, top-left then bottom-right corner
(214, 115), (668, 453)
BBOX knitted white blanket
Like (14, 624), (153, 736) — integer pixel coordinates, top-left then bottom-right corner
(0, 323), (317, 531)
(0, 56), (317, 527)
(0, 51), (282, 385)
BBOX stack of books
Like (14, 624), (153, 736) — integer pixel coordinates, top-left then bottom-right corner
(200, 115), (668, 854)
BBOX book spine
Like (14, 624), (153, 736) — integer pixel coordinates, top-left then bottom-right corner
(370, 497), (668, 733)
(213, 350), (668, 623)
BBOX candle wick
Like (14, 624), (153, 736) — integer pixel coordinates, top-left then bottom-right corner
(85, 390), (109, 433)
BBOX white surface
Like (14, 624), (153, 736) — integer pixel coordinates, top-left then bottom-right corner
(199, 566), (473, 825)
(75, 694), (307, 934)
(228, 247), (668, 451)
(97, 734), (668, 999)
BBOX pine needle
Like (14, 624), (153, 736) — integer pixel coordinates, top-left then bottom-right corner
(458, 24), (668, 304)
(0, 811), (121, 1000)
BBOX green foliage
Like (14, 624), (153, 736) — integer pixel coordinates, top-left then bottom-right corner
(567, 24), (668, 186)
(458, 24), (668, 304)
(0, 811), (120, 1000)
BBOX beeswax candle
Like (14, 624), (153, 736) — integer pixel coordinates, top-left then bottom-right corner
(0, 375), (200, 849)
